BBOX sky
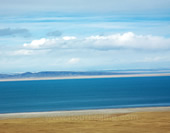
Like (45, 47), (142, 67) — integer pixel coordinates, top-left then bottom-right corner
(0, 0), (170, 73)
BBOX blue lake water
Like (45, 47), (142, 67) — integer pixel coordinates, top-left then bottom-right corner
(0, 76), (170, 113)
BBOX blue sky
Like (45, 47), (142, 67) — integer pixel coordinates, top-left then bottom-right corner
(0, 0), (170, 73)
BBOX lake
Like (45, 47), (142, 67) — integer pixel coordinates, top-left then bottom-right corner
(0, 76), (170, 113)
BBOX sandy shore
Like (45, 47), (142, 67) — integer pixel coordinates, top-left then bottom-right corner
(0, 107), (170, 133)
(1, 106), (170, 120)
(0, 73), (170, 82)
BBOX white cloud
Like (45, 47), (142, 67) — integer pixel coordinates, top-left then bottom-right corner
(68, 58), (80, 64)
(23, 32), (170, 51)
(23, 38), (51, 49)
(23, 36), (77, 49)
(85, 32), (170, 50)
(63, 36), (77, 40)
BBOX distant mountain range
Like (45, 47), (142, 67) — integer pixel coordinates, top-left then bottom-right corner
(0, 71), (133, 79)
(0, 69), (170, 79)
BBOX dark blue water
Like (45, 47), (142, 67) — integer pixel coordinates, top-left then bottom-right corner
(0, 76), (170, 113)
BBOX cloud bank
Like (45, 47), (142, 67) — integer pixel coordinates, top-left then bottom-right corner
(1, 0), (170, 14)
(46, 30), (62, 37)
(23, 32), (170, 51)
(0, 28), (31, 38)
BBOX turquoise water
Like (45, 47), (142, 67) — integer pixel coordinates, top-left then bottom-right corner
(0, 76), (170, 113)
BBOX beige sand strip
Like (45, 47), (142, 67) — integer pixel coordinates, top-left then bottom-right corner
(0, 106), (170, 119)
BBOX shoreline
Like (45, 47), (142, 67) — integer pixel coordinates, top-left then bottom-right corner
(0, 73), (170, 82)
(0, 106), (170, 120)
